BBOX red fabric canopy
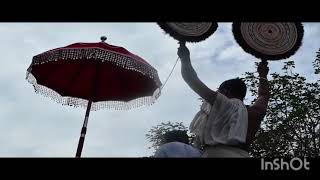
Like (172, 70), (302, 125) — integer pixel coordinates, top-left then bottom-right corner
(27, 41), (162, 110)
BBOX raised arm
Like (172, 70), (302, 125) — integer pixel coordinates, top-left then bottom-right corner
(178, 42), (217, 105)
(246, 61), (270, 144)
(251, 61), (270, 113)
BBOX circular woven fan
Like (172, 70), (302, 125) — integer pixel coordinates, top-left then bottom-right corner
(232, 22), (304, 60)
(158, 22), (218, 42)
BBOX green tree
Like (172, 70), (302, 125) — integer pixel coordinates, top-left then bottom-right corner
(245, 54), (320, 157)
(314, 48), (320, 74)
(146, 121), (188, 151)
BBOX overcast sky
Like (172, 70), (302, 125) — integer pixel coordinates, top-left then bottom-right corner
(0, 23), (319, 157)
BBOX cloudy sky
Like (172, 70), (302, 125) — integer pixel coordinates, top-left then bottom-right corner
(0, 23), (319, 157)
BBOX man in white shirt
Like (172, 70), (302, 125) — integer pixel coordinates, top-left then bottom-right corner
(178, 42), (270, 157)
(154, 130), (201, 158)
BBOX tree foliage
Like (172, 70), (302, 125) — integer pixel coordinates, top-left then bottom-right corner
(245, 57), (320, 157)
(146, 121), (188, 151)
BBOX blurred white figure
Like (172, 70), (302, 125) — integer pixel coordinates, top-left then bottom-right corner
(153, 130), (201, 158)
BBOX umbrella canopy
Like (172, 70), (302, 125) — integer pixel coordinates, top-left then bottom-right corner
(157, 22), (218, 43)
(27, 37), (161, 110)
(156, 23), (218, 90)
(232, 22), (304, 61)
(26, 37), (162, 157)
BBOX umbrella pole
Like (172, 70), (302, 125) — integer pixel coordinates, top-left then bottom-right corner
(75, 100), (92, 158)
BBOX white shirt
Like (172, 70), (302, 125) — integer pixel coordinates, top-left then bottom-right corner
(190, 92), (248, 147)
(154, 142), (202, 158)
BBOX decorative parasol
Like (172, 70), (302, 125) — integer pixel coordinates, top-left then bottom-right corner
(26, 36), (162, 157)
(157, 22), (218, 43)
(232, 22), (304, 61)
(157, 22), (218, 88)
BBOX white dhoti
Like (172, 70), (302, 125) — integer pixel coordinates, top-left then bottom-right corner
(202, 145), (250, 158)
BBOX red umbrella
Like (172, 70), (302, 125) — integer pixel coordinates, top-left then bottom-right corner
(26, 36), (162, 157)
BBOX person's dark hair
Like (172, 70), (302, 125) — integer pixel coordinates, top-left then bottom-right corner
(162, 130), (189, 144)
(219, 78), (247, 100)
